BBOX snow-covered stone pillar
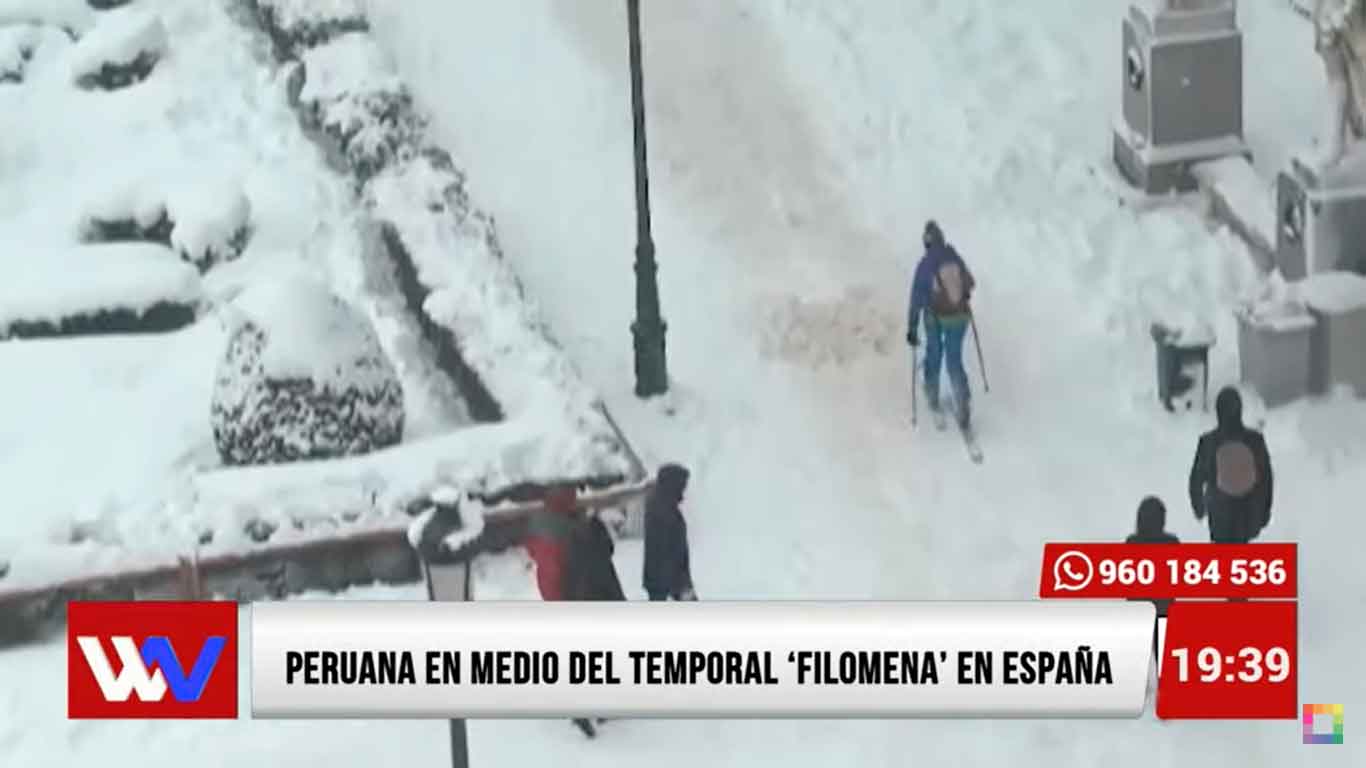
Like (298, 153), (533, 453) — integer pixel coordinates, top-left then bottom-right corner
(409, 486), (475, 768)
(1275, 1), (1366, 279)
(1113, 0), (1250, 193)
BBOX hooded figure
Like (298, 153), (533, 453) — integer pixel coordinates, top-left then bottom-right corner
(1125, 496), (1180, 619)
(523, 485), (579, 601)
(1188, 388), (1273, 544)
(643, 464), (694, 601)
(907, 220), (977, 429)
(564, 513), (626, 602)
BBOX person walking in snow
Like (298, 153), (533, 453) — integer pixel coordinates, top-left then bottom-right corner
(523, 485), (579, 601)
(1125, 496), (1181, 643)
(907, 220), (977, 429)
(643, 464), (696, 602)
(1188, 387), (1274, 544)
(524, 485), (603, 739)
(565, 512), (626, 602)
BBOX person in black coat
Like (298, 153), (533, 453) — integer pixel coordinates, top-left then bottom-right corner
(564, 514), (626, 602)
(643, 463), (695, 601)
(1125, 496), (1180, 612)
(1188, 387), (1273, 544)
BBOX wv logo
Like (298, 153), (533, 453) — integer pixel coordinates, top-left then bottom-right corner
(76, 636), (227, 703)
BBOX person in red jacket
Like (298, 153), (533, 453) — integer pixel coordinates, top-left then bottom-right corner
(523, 485), (602, 738)
(523, 485), (578, 601)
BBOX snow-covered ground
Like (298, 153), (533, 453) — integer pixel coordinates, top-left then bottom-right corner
(2, 0), (1363, 766)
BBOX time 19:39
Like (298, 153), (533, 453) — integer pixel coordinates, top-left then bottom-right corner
(1169, 646), (1292, 684)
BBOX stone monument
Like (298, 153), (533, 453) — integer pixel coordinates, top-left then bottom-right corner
(1113, 0), (1250, 194)
(1275, 0), (1366, 279)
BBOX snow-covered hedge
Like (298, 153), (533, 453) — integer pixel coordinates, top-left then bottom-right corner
(248, 0), (366, 56)
(238, 0), (638, 488)
(79, 181), (252, 270)
(67, 5), (165, 90)
(210, 278), (405, 466)
(297, 32), (424, 180)
(0, 243), (201, 338)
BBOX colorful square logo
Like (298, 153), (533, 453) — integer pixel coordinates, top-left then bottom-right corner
(1302, 704), (1344, 745)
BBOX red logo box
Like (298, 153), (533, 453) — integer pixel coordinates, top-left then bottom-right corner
(68, 601), (237, 719)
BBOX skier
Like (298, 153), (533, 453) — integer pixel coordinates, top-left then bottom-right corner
(907, 220), (977, 430)
(1187, 387), (1274, 544)
(643, 463), (696, 602)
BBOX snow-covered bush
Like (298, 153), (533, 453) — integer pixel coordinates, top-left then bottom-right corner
(0, 242), (201, 338)
(298, 32), (425, 180)
(67, 6), (165, 90)
(167, 185), (252, 269)
(211, 278), (405, 466)
(79, 182), (252, 270)
(0, 23), (70, 84)
(249, 0), (367, 56)
(0, 0), (94, 37)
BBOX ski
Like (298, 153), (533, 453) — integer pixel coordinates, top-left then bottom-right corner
(942, 395), (982, 462)
(959, 423), (984, 463)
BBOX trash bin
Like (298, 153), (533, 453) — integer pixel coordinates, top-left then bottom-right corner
(1236, 302), (1315, 407)
(1302, 271), (1366, 397)
(1151, 322), (1213, 411)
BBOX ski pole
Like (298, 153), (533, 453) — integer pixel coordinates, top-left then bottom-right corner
(969, 311), (989, 393)
(911, 344), (919, 427)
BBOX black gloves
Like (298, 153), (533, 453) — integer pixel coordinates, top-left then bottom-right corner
(907, 330), (919, 347)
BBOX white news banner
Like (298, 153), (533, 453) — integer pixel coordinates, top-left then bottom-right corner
(250, 601), (1155, 719)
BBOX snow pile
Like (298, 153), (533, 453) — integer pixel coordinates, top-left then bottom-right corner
(210, 277), (405, 466)
(0, 24), (67, 83)
(0, 25), (29, 82)
(1192, 156), (1276, 251)
(66, 5), (166, 90)
(1240, 273), (1316, 331)
(298, 32), (422, 179)
(0, 242), (200, 336)
(0, 0), (93, 36)
(1296, 269), (1366, 313)
(404, 484), (486, 555)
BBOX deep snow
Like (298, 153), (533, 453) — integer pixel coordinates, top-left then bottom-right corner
(2, 0), (1364, 766)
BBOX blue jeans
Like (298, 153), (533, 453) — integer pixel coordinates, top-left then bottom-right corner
(923, 317), (970, 419)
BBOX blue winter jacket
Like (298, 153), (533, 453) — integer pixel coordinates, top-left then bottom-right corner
(908, 243), (974, 332)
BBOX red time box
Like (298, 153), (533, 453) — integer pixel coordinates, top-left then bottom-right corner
(1156, 600), (1297, 719)
(1037, 543), (1296, 600)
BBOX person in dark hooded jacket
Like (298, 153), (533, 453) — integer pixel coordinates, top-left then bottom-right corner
(1125, 496), (1180, 618)
(1188, 387), (1273, 544)
(564, 514), (626, 602)
(643, 464), (695, 601)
